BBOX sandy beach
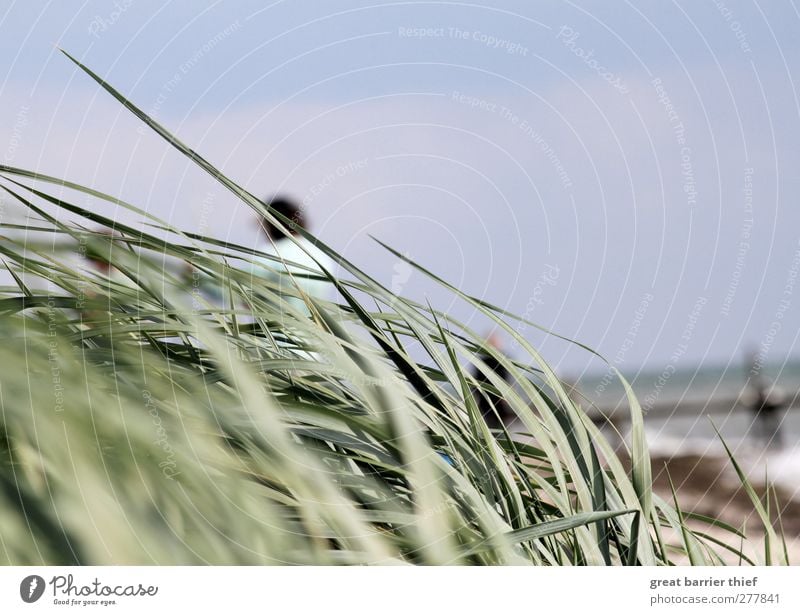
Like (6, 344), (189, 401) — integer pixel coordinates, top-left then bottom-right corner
(651, 453), (800, 564)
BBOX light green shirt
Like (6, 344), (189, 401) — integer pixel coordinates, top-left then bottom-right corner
(250, 236), (334, 314)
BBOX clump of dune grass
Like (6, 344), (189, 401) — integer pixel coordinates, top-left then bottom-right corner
(0, 51), (788, 565)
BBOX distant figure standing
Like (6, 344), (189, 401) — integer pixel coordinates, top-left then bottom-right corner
(748, 377), (786, 448)
(251, 197), (333, 314)
(744, 351), (786, 448)
(471, 334), (514, 429)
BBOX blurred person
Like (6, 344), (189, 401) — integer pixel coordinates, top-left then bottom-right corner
(250, 196), (333, 315)
(744, 349), (787, 448)
(78, 231), (142, 331)
(82, 230), (139, 292)
(747, 377), (786, 448)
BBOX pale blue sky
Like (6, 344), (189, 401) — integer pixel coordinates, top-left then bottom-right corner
(2, 0), (800, 377)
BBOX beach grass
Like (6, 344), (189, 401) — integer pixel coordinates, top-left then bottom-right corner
(0, 52), (788, 565)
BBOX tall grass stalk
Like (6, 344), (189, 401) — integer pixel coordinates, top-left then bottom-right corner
(0, 53), (786, 565)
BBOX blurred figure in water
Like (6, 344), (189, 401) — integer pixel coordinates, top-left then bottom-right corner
(748, 377), (786, 448)
(744, 349), (787, 448)
(251, 196), (333, 314)
(471, 333), (514, 429)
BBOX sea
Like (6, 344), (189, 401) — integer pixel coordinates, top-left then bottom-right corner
(574, 359), (800, 497)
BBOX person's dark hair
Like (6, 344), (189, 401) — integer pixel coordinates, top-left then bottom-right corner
(259, 197), (306, 241)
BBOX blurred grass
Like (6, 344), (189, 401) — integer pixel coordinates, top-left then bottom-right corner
(0, 52), (788, 565)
